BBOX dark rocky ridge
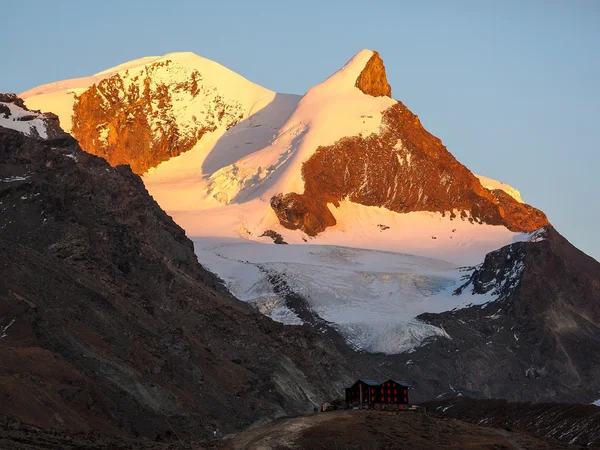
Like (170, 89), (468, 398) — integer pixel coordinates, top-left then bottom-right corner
(405, 226), (600, 404)
(0, 96), (357, 440)
(0, 93), (64, 140)
(271, 101), (548, 236)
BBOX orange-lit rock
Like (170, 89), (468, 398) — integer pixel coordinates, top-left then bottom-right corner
(71, 60), (244, 175)
(271, 102), (548, 235)
(355, 51), (392, 98)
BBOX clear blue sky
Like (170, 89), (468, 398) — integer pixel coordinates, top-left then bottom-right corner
(4, 0), (600, 260)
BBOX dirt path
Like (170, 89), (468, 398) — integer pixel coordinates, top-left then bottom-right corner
(493, 428), (528, 450)
(223, 411), (345, 450)
(223, 410), (569, 450)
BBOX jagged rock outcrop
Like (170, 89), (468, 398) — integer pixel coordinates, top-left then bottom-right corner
(407, 226), (600, 403)
(0, 93), (26, 108)
(0, 93), (65, 140)
(271, 101), (548, 236)
(71, 59), (245, 174)
(0, 96), (355, 440)
(271, 192), (336, 237)
(355, 51), (392, 97)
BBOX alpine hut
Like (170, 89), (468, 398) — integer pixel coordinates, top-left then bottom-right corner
(345, 379), (410, 409)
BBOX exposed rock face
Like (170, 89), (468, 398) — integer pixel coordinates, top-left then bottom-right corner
(408, 226), (600, 403)
(454, 238), (528, 300)
(259, 230), (288, 244)
(355, 51), (392, 97)
(71, 60), (245, 174)
(0, 93), (26, 108)
(0, 98), (356, 439)
(270, 192), (336, 237)
(0, 93), (65, 140)
(271, 102), (548, 236)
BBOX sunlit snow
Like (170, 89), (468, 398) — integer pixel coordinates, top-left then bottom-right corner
(0, 102), (48, 138)
(475, 174), (524, 203)
(21, 52), (276, 135)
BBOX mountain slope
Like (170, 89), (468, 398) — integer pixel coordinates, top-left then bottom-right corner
(408, 226), (600, 403)
(136, 49), (551, 356)
(140, 50), (545, 243)
(270, 100), (546, 236)
(427, 397), (600, 447)
(0, 96), (357, 439)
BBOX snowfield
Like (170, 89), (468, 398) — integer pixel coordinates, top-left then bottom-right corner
(168, 199), (534, 266)
(193, 237), (525, 354)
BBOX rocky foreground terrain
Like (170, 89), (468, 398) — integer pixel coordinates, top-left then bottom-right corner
(0, 94), (355, 440)
(2, 409), (588, 450)
(426, 397), (600, 448)
(223, 409), (589, 450)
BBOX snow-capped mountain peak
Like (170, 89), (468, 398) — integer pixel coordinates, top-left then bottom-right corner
(21, 52), (276, 174)
(18, 50), (552, 356)
(309, 49), (390, 98)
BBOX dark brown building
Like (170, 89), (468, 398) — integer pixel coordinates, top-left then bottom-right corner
(345, 379), (409, 409)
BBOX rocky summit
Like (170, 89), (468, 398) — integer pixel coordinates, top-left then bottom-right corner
(355, 51), (392, 97)
(271, 101), (548, 236)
